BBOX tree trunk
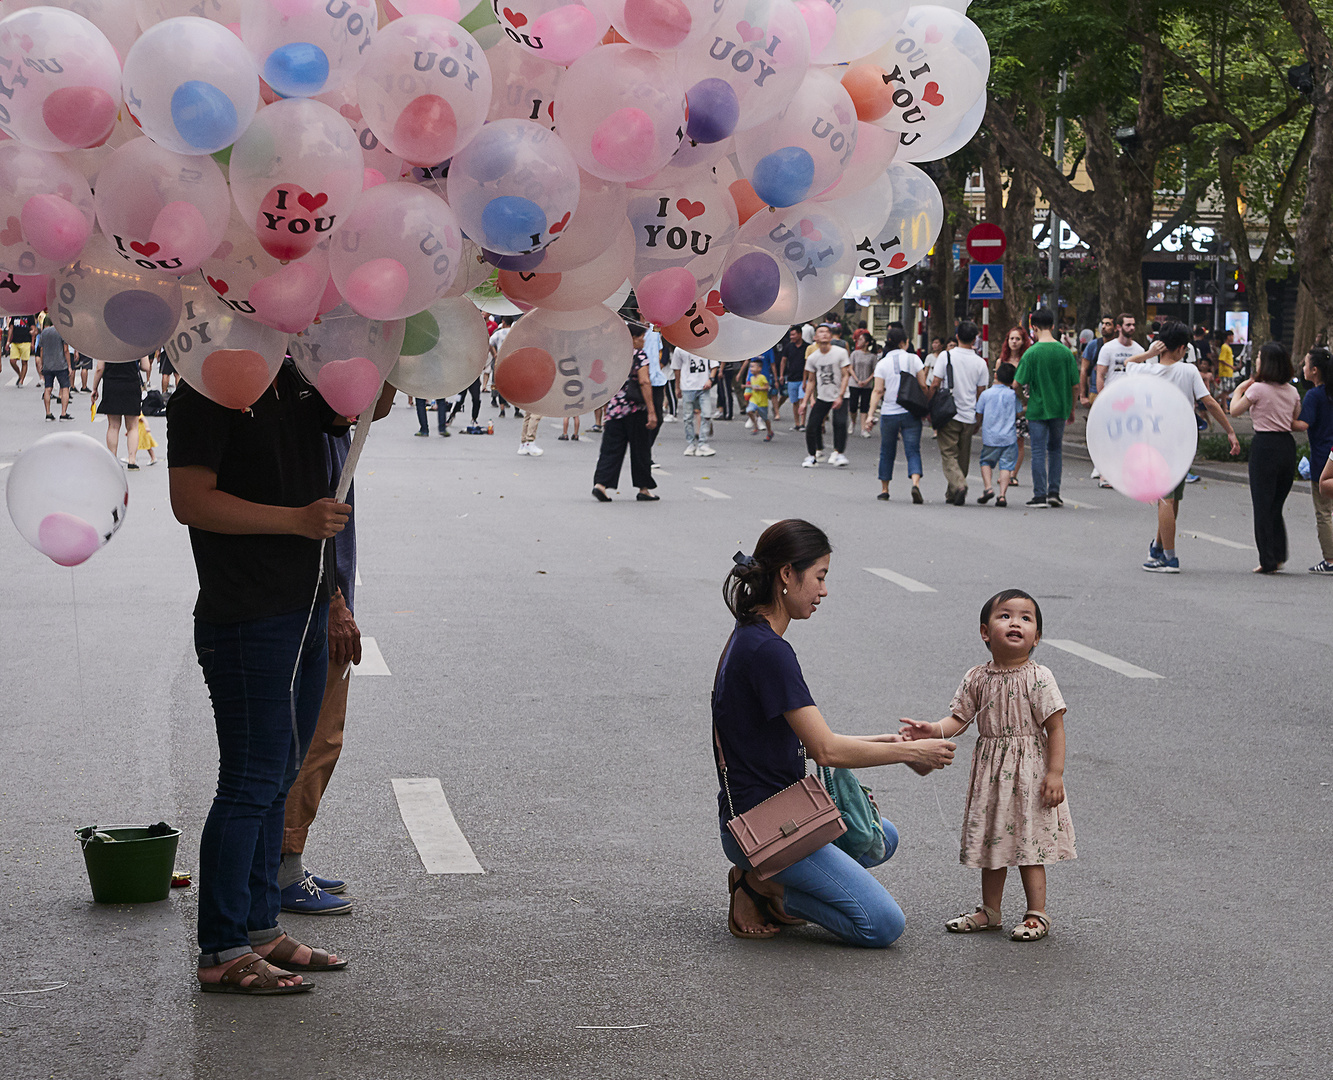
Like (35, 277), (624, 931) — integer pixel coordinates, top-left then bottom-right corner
(977, 96), (1044, 337)
(1292, 280), (1321, 359)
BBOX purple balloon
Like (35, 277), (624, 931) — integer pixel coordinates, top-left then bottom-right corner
(103, 291), (178, 351)
(482, 247), (547, 271)
(686, 79), (740, 144)
(720, 252), (781, 318)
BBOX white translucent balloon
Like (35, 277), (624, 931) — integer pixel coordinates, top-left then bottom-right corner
(6, 432), (128, 566)
(241, 0), (377, 98)
(691, 310), (785, 363)
(848, 160), (941, 277)
(136, 0), (244, 30)
(287, 303), (406, 416)
(122, 17), (261, 156)
(165, 283), (291, 409)
(315, 82), (412, 183)
(492, 303), (631, 415)
(0, 7), (122, 151)
(1, 0), (140, 62)
(534, 168), (628, 273)
(442, 237), (494, 297)
(1086, 371), (1198, 503)
(0, 142), (96, 275)
(485, 35), (561, 125)
(489, 0), (608, 66)
(807, 0), (909, 65)
(388, 294), (490, 397)
(899, 87), (983, 162)
(497, 221), (631, 310)
(733, 199), (852, 324)
(586, 0), (720, 52)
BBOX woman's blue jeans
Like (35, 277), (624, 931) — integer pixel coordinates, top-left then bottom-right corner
(721, 818), (906, 947)
(878, 412), (923, 483)
(194, 604), (329, 966)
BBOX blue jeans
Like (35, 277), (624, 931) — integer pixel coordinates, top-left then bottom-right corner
(721, 817), (905, 947)
(878, 412), (923, 483)
(680, 387), (713, 447)
(194, 604), (329, 966)
(416, 397), (448, 433)
(1027, 417), (1066, 499)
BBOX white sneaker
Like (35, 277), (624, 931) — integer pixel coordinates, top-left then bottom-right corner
(1090, 468), (1101, 479)
(814, 449), (826, 462)
(662, 413), (676, 422)
(802, 455), (817, 468)
(684, 445), (697, 456)
(525, 442), (543, 456)
(696, 444), (716, 456)
(744, 417), (755, 431)
(517, 443), (529, 455)
(860, 428), (872, 438)
(830, 452), (849, 467)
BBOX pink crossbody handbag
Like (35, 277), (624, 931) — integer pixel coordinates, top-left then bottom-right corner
(712, 633), (846, 880)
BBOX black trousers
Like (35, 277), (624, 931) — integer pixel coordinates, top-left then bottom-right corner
(848, 386), (873, 415)
(717, 362), (738, 418)
(1248, 431), (1296, 571)
(593, 411), (656, 491)
(805, 398), (848, 455)
(663, 382), (676, 416)
(451, 378), (481, 423)
(648, 385), (665, 450)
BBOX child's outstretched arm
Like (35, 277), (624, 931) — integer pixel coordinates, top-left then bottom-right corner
(899, 715), (969, 740)
(1042, 709), (1067, 807)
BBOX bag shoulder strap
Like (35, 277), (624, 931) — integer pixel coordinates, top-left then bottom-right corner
(711, 629), (736, 773)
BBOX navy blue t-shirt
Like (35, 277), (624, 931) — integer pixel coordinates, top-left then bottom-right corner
(1299, 385), (1333, 480)
(712, 620), (816, 820)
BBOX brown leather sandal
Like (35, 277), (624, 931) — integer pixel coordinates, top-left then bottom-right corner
(199, 953), (314, 995)
(727, 866), (779, 940)
(264, 934), (348, 972)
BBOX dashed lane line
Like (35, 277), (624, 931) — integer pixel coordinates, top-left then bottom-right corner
(1183, 530), (1254, 551)
(1043, 639), (1163, 679)
(863, 567), (937, 593)
(391, 778), (484, 874)
(695, 487), (731, 499)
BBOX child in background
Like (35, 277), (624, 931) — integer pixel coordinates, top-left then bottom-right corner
(137, 413), (159, 465)
(974, 362), (1022, 506)
(1195, 357), (1215, 431)
(743, 359), (773, 442)
(900, 589), (1075, 941)
(559, 414), (581, 441)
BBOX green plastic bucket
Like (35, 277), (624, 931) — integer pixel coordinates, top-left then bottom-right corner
(76, 824), (180, 903)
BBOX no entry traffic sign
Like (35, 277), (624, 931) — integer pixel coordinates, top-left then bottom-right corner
(965, 222), (1007, 263)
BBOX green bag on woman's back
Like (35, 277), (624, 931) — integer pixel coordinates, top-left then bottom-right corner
(819, 766), (886, 861)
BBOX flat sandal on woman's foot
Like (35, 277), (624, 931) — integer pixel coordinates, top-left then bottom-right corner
(945, 904), (1002, 933)
(727, 866), (779, 939)
(1010, 910), (1050, 941)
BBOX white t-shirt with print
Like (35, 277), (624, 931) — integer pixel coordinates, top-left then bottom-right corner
(930, 347), (990, 424)
(805, 346), (851, 402)
(1095, 339), (1144, 386)
(1129, 358), (1209, 404)
(873, 349), (925, 416)
(672, 349), (718, 391)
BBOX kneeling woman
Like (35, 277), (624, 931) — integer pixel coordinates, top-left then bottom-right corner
(713, 520), (956, 946)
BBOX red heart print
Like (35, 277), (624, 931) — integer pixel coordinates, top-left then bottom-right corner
(503, 6), (527, 27)
(297, 192), (328, 212)
(888, 253), (908, 269)
(924, 25), (942, 44)
(18, 33), (32, 52)
(1112, 396), (1133, 412)
(589, 358), (606, 383)
(130, 240), (161, 257)
(0, 216), (22, 246)
(735, 20), (762, 43)
(705, 290), (725, 316)
(547, 100), (555, 120)
(676, 199), (705, 221)
(206, 275), (229, 296)
(339, 103), (363, 122)
(798, 219), (822, 242)
(549, 211), (571, 233)
(922, 82), (944, 107)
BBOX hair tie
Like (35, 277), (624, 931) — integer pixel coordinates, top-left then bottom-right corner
(732, 551), (756, 568)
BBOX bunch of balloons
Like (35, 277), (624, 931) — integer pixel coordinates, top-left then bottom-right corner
(1, 0), (988, 561)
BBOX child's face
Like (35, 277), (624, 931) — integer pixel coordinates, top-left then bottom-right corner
(749, 362), (761, 375)
(980, 598), (1041, 659)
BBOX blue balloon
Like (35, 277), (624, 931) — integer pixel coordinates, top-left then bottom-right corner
(170, 80), (239, 151)
(263, 42), (330, 97)
(720, 252), (781, 318)
(685, 79), (740, 144)
(480, 196), (547, 254)
(750, 147), (815, 209)
(103, 292), (177, 351)
(482, 247), (547, 271)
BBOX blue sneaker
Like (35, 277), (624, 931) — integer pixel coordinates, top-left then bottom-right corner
(308, 872), (346, 895)
(280, 874), (353, 915)
(1142, 556), (1180, 573)
(1185, 473), (1201, 483)
(1149, 539), (1164, 562)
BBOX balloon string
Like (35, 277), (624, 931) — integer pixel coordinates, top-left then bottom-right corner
(70, 568), (87, 729)
(926, 698), (992, 842)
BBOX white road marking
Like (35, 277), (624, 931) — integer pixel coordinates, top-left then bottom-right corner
(1043, 639), (1163, 679)
(864, 567), (936, 593)
(391, 778), (484, 874)
(1062, 500), (1101, 510)
(351, 635), (392, 676)
(576, 1025), (649, 1030)
(354, 568), (362, 587)
(1183, 530), (1254, 551)
(695, 487), (731, 499)
(0, 461), (10, 470)
(761, 518), (781, 526)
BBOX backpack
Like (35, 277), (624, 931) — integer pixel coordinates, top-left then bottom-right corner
(141, 389), (167, 416)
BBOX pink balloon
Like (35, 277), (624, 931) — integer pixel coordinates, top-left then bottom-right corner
(319, 272), (344, 316)
(363, 167), (388, 190)
(342, 258), (410, 321)
(795, 0), (838, 56)
(591, 108), (657, 176)
(248, 260), (328, 334)
(0, 272), (50, 315)
(635, 265), (697, 325)
(42, 87), (118, 150)
(315, 356), (384, 416)
(149, 202), (214, 269)
(20, 194), (90, 264)
(531, 6), (602, 65)
(1120, 442), (1174, 503)
(383, 0), (462, 18)
(37, 511), (100, 567)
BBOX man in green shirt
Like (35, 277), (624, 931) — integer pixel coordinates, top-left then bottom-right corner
(1014, 308), (1080, 508)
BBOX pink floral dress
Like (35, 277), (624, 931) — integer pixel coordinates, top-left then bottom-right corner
(950, 659), (1077, 869)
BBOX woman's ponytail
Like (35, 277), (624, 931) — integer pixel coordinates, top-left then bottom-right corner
(723, 519), (831, 623)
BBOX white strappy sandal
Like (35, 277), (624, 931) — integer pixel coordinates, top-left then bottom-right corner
(945, 905), (1002, 933)
(1010, 910), (1051, 941)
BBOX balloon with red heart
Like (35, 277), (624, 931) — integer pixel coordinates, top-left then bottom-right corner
(730, 200), (851, 324)
(626, 172), (738, 312)
(492, 302), (631, 414)
(0, 142), (96, 275)
(166, 282), (291, 409)
(492, 0), (608, 66)
(288, 303), (407, 417)
(846, 160), (942, 278)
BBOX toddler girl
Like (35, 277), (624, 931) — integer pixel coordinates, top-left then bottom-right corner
(902, 589), (1075, 940)
(137, 413), (159, 465)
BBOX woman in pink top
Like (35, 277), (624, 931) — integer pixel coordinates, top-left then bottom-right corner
(1230, 342), (1304, 573)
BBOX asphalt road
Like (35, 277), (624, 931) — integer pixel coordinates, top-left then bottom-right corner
(1, 378), (1329, 1080)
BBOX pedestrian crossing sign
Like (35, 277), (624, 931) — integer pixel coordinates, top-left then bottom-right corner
(968, 264), (1004, 299)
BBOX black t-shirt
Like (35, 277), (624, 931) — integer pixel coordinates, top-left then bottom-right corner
(9, 318), (32, 343)
(166, 363), (344, 624)
(712, 620), (817, 820)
